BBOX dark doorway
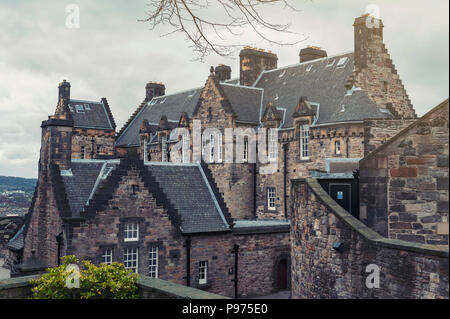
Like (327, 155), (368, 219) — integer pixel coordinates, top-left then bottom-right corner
(277, 259), (288, 290)
(329, 183), (352, 214)
(317, 179), (359, 219)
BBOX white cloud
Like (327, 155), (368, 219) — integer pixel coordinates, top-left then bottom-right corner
(0, 0), (448, 178)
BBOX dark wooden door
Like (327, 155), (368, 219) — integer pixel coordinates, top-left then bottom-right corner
(329, 183), (352, 214)
(278, 259), (288, 290)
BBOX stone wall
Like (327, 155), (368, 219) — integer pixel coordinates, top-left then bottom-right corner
(0, 275), (227, 299)
(66, 163), (290, 298)
(363, 119), (416, 157)
(360, 100), (449, 245)
(290, 178), (449, 299)
(71, 127), (116, 159)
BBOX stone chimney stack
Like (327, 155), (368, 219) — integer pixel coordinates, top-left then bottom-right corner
(146, 82), (166, 101)
(353, 13), (384, 69)
(299, 46), (327, 63)
(215, 64), (232, 82)
(58, 80), (71, 102)
(239, 47), (278, 86)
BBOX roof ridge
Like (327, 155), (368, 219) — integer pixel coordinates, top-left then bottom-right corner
(258, 51), (354, 76)
(116, 99), (148, 139)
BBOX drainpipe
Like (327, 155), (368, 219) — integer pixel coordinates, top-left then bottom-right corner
(253, 163), (257, 218)
(353, 169), (360, 219)
(184, 238), (191, 286)
(56, 232), (63, 266)
(283, 143), (288, 219)
(232, 244), (239, 299)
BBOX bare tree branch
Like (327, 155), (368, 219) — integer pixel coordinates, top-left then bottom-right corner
(139, 0), (308, 60)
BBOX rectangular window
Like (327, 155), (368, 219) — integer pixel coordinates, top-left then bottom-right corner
(199, 261), (208, 285)
(300, 124), (309, 160)
(268, 129), (278, 161)
(124, 248), (138, 273)
(75, 104), (85, 113)
(101, 249), (113, 265)
(243, 137), (249, 163)
(335, 141), (341, 155)
(81, 146), (85, 159)
(202, 134), (207, 159)
(267, 187), (277, 211)
(124, 223), (139, 242)
(148, 246), (158, 278)
(96, 146), (101, 155)
(182, 134), (189, 163)
(161, 136), (167, 162)
(210, 134), (215, 163)
(217, 133), (223, 163)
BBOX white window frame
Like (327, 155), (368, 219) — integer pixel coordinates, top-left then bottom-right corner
(148, 246), (158, 278)
(210, 133), (215, 163)
(124, 248), (138, 273)
(217, 133), (223, 163)
(199, 260), (208, 285)
(101, 249), (113, 265)
(161, 135), (167, 162)
(243, 137), (249, 163)
(124, 223), (139, 242)
(335, 140), (341, 155)
(300, 124), (310, 160)
(267, 187), (277, 211)
(268, 129), (278, 161)
(182, 134), (189, 163)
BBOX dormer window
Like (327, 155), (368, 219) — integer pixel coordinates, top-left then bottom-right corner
(300, 124), (310, 160)
(335, 141), (341, 155)
(161, 135), (167, 162)
(182, 134), (189, 163)
(124, 223), (139, 242)
(243, 137), (249, 163)
(268, 129), (278, 161)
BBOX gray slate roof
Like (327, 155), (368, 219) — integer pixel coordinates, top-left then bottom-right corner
(254, 52), (390, 128)
(60, 160), (230, 234)
(7, 225), (24, 251)
(117, 51), (390, 146)
(68, 99), (115, 130)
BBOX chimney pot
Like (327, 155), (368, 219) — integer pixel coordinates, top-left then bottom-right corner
(299, 47), (327, 63)
(215, 64), (232, 82)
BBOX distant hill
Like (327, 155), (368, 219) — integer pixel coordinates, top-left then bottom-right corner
(0, 176), (37, 217)
(0, 176), (37, 193)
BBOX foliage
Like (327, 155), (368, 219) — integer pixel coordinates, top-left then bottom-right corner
(30, 255), (139, 299)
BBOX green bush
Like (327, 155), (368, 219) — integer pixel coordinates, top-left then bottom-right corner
(30, 255), (139, 299)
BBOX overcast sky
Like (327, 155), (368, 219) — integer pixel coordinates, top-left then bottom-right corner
(0, 0), (448, 178)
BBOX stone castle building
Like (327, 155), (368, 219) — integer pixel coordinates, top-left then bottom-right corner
(5, 14), (448, 298)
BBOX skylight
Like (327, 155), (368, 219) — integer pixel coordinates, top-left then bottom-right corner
(336, 57), (349, 68)
(306, 65), (313, 72)
(278, 70), (286, 78)
(326, 59), (335, 67)
(84, 104), (91, 111)
(75, 104), (85, 113)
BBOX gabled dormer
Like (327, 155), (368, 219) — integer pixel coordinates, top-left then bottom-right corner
(261, 103), (283, 128)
